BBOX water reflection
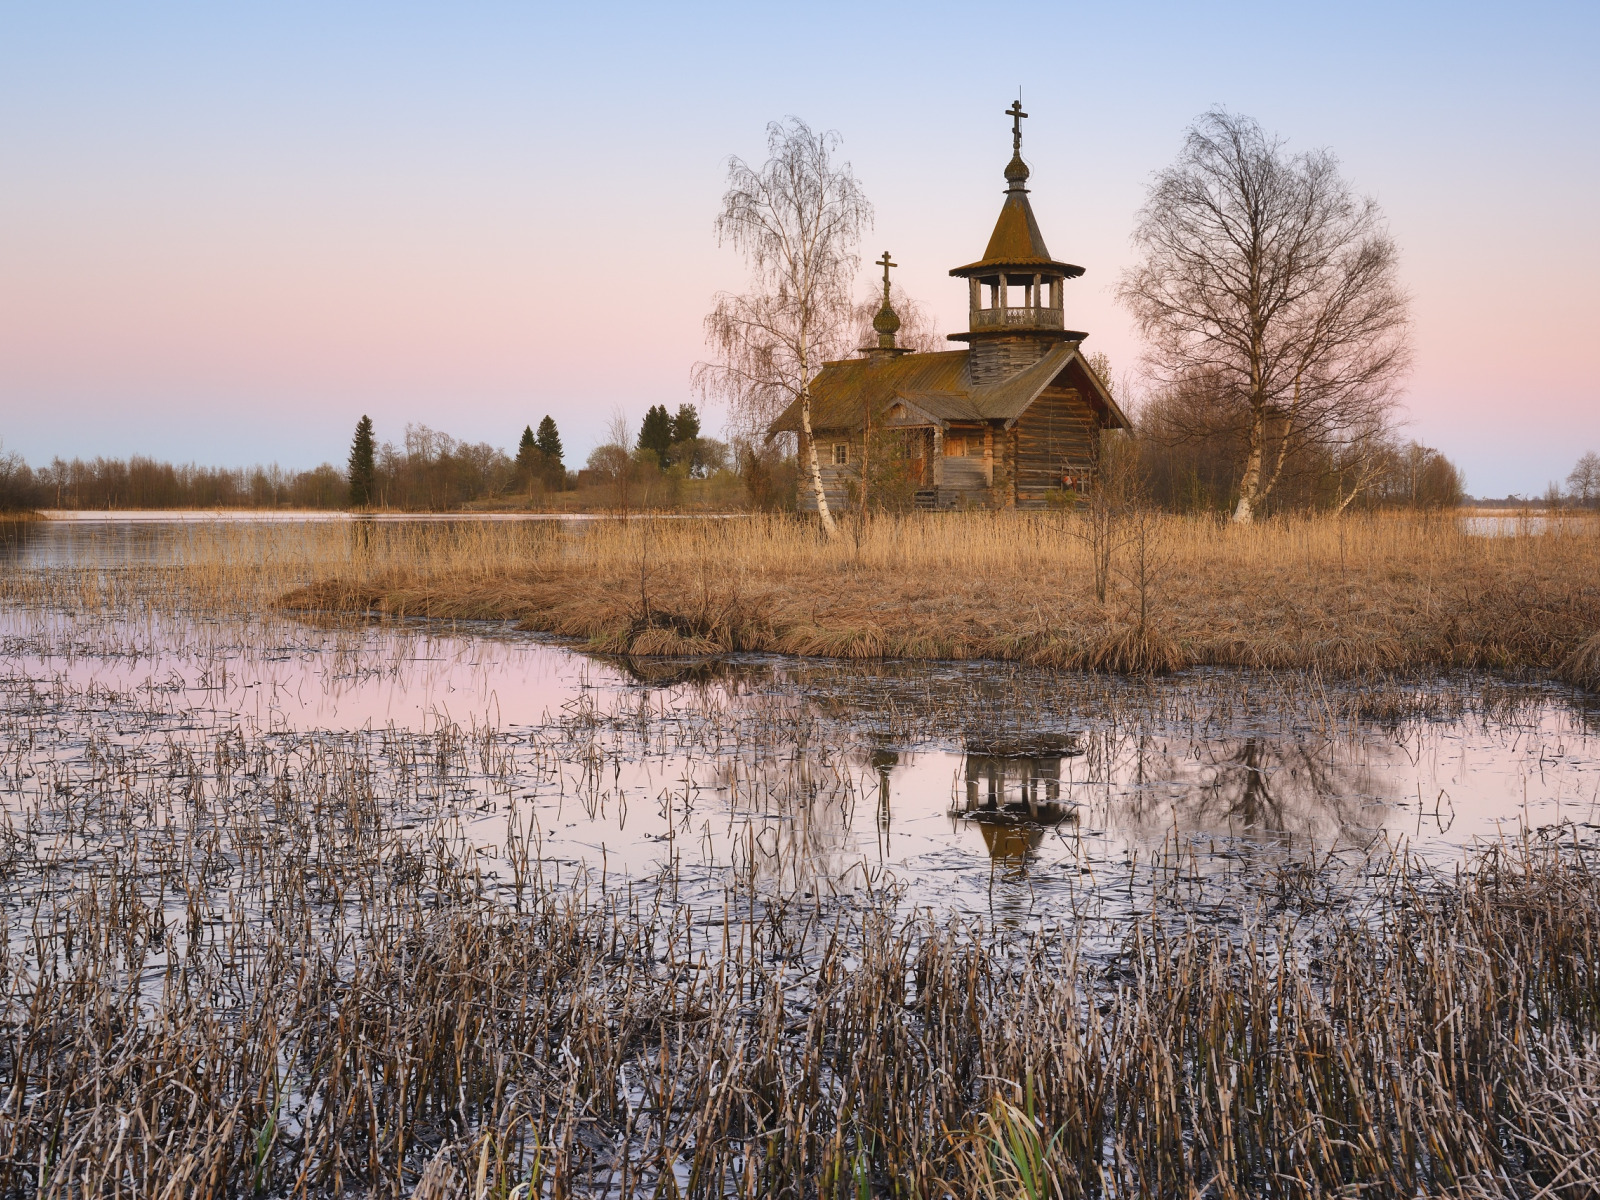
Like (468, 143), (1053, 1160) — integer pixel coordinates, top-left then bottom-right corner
(0, 518), (44, 565)
(4, 520), (1599, 918)
(951, 739), (1082, 866)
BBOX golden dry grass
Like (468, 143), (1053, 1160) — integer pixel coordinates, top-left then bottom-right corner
(10, 511), (1600, 681)
(270, 511), (1600, 681)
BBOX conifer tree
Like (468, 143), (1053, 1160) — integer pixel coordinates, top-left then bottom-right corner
(670, 403), (701, 444)
(515, 425), (539, 477)
(638, 404), (673, 467)
(534, 415), (563, 464)
(347, 415), (376, 508)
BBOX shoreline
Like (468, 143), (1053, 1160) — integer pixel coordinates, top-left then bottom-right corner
(31, 507), (744, 522)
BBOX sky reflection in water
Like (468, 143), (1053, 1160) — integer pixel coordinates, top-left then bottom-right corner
(4, 598), (1597, 926)
(4, 515), (1598, 925)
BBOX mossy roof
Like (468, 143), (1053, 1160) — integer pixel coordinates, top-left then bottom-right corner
(767, 343), (1130, 437)
(949, 187), (1084, 279)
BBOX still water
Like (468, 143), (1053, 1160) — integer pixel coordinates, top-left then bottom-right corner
(3, 516), (1597, 927)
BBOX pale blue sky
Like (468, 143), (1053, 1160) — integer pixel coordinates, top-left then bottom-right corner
(1, 2), (1596, 495)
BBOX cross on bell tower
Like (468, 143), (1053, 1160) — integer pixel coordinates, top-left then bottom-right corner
(1007, 100), (1027, 154)
(1004, 99), (1030, 190)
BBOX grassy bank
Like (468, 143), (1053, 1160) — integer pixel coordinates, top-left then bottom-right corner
(263, 511), (1600, 682)
(6, 509), (1597, 681)
(7, 516), (1600, 1196)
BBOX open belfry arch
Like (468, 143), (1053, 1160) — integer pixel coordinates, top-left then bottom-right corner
(769, 102), (1131, 511)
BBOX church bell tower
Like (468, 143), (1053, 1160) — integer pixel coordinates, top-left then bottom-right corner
(949, 102), (1087, 384)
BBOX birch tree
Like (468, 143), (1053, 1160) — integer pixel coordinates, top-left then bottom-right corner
(1568, 451), (1600, 509)
(1118, 110), (1411, 523)
(694, 118), (871, 536)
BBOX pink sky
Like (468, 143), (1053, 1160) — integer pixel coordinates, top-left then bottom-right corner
(1, 3), (1596, 498)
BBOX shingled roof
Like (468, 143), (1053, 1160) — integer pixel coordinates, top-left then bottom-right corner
(949, 186), (1084, 278)
(948, 142), (1084, 279)
(767, 344), (1131, 436)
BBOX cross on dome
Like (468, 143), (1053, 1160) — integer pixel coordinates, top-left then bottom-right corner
(869, 250), (902, 351)
(1007, 100), (1027, 154)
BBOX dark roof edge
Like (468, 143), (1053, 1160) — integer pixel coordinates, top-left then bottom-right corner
(949, 259), (1085, 279)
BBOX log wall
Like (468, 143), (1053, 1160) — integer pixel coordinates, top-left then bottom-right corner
(967, 337), (1056, 386)
(795, 429), (860, 514)
(1009, 386), (1101, 507)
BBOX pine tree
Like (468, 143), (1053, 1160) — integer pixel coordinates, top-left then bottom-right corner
(670, 403), (700, 444)
(347, 415), (376, 508)
(638, 404), (673, 467)
(515, 425), (539, 475)
(535, 415), (563, 464)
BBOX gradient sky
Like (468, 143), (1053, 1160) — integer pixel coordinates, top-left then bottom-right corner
(1, 1), (1596, 497)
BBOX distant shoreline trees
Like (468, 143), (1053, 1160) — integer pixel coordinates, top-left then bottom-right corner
(1567, 451), (1600, 509)
(4, 455), (349, 511)
(535, 416), (563, 466)
(511, 416), (569, 494)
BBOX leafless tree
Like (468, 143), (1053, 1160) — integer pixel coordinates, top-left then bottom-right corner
(1328, 414), (1396, 514)
(0, 440), (39, 512)
(1118, 110), (1412, 523)
(1568, 451), (1600, 509)
(585, 407), (641, 514)
(693, 118), (872, 537)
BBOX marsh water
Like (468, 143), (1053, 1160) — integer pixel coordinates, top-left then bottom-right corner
(4, 517), (1597, 931)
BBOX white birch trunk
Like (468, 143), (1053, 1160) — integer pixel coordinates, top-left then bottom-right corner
(1232, 407), (1266, 524)
(800, 394), (836, 535)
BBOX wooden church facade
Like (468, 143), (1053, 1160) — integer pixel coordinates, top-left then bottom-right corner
(770, 104), (1130, 511)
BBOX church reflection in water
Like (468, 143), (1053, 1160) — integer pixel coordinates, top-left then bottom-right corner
(953, 734), (1082, 863)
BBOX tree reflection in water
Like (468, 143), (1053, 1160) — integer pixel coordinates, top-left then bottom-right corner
(1082, 728), (1389, 852)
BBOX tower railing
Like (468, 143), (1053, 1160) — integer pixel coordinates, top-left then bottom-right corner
(970, 306), (1064, 330)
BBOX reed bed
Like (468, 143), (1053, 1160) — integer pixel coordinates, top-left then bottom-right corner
(7, 512), (1600, 680)
(1, 676), (1596, 1197)
(12, 511), (1582, 680)
(4, 519), (1600, 1196)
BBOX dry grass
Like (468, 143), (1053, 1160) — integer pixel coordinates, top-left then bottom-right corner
(1559, 631), (1600, 691)
(205, 510), (1600, 682)
(6, 519), (1600, 1195)
(3, 649), (1598, 1197)
(6, 511), (1599, 679)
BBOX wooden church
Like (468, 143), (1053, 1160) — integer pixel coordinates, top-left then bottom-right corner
(769, 103), (1131, 511)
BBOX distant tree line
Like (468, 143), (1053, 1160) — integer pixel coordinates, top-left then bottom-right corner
(1556, 452), (1600, 510)
(1128, 369), (1466, 514)
(0, 446), (347, 511)
(0, 406), (802, 514)
(574, 404), (778, 513)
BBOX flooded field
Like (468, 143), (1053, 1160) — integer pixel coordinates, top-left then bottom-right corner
(5, 605), (1597, 920)
(2, 516), (1598, 1197)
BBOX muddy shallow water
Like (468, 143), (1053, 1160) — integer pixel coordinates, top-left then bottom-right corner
(4, 600), (1597, 931)
(6, 517), (1600, 1196)
(4, 514), (1599, 926)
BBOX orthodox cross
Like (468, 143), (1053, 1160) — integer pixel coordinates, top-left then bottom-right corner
(1007, 99), (1027, 153)
(877, 251), (896, 302)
